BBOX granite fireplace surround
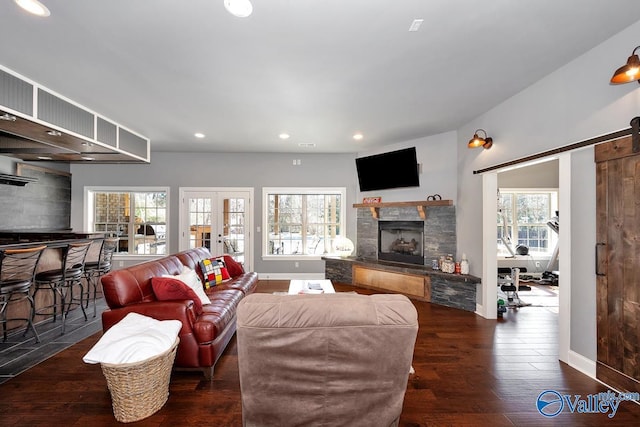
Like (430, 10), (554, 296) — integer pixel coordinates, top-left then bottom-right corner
(323, 202), (480, 312)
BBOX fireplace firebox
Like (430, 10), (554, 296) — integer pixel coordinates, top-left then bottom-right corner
(378, 220), (424, 265)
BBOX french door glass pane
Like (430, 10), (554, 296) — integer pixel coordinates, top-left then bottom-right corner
(189, 197), (212, 249)
(223, 197), (245, 264)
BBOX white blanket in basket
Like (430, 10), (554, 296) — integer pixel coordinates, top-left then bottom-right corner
(83, 313), (182, 365)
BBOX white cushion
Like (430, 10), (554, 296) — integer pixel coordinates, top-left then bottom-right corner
(82, 312), (181, 364)
(163, 266), (211, 305)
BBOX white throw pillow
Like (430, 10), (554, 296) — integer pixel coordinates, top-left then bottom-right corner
(163, 266), (211, 305)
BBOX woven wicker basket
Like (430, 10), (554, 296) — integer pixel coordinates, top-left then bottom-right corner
(100, 337), (179, 423)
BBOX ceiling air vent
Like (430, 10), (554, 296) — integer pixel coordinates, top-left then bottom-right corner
(0, 69), (33, 116)
(37, 89), (94, 139)
(119, 128), (148, 159)
(96, 117), (117, 148)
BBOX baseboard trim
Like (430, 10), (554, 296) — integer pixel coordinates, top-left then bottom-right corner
(568, 350), (596, 378)
(257, 272), (326, 280)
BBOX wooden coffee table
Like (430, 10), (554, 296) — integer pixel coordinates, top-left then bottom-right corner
(288, 279), (335, 294)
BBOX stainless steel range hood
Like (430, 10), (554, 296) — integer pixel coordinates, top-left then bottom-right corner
(0, 65), (150, 164)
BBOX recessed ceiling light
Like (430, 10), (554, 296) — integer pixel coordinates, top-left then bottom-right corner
(279, 133), (290, 140)
(194, 132), (205, 138)
(46, 130), (62, 136)
(0, 113), (17, 121)
(14, 0), (50, 17)
(353, 133), (364, 141)
(81, 156), (95, 161)
(224, 0), (253, 18)
(37, 156), (52, 160)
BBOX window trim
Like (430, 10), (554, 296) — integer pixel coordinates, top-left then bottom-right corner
(262, 187), (346, 261)
(84, 186), (170, 257)
(497, 187), (558, 257)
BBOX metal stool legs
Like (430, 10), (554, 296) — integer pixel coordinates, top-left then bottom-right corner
(33, 242), (91, 335)
(82, 238), (117, 318)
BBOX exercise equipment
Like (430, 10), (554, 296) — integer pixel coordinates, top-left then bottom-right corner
(498, 193), (529, 258)
(541, 212), (559, 285)
(499, 209), (517, 257)
(498, 267), (532, 307)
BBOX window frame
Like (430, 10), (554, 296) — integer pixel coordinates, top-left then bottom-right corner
(84, 186), (170, 257)
(262, 187), (346, 261)
(497, 188), (558, 257)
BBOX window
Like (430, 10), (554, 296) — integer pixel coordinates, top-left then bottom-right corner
(497, 189), (558, 256)
(86, 188), (168, 255)
(263, 187), (346, 259)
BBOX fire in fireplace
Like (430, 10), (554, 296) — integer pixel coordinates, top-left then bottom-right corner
(378, 220), (424, 265)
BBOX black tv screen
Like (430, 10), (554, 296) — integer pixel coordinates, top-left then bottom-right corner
(356, 147), (420, 191)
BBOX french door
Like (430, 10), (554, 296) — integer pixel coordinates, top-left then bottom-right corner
(179, 188), (252, 271)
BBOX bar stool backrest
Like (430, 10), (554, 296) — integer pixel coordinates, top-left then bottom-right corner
(99, 238), (119, 271)
(63, 242), (92, 274)
(0, 245), (47, 283)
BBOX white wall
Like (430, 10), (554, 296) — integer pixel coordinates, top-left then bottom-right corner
(456, 19), (640, 361)
(356, 131), (458, 203)
(498, 159), (558, 188)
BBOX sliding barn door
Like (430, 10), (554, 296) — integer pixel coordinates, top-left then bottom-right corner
(595, 135), (640, 393)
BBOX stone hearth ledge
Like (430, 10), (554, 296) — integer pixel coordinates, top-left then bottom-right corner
(322, 256), (480, 312)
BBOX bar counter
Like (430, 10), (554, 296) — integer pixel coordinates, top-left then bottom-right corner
(1, 231), (106, 337)
(0, 230), (105, 248)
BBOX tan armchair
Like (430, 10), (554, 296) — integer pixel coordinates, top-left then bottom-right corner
(237, 293), (418, 427)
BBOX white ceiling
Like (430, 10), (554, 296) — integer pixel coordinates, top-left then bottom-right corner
(1, 0), (639, 154)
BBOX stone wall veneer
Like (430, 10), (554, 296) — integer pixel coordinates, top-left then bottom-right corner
(356, 205), (456, 264)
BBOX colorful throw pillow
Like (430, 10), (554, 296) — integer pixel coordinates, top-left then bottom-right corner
(215, 257), (231, 280)
(223, 255), (245, 278)
(162, 266), (211, 305)
(199, 257), (230, 288)
(151, 277), (203, 315)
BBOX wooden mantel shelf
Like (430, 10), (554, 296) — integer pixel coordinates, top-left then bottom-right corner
(353, 200), (452, 219)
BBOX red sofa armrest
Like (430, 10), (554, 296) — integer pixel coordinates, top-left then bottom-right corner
(101, 300), (197, 334)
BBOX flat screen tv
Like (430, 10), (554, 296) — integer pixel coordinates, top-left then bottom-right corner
(355, 147), (420, 192)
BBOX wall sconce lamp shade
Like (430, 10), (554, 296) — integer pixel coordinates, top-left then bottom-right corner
(611, 46), (640, 84)
(468, 129), (493, 149)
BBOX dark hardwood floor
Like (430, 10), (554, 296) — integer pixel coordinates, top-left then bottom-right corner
(0, 298), (106, 384)
(1, 280), (639, 426)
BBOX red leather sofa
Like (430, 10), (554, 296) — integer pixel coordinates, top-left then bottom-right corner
(100, 247), (258, 379)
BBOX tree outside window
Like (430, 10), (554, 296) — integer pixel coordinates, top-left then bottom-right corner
(497, 190), (558, 255)
(264, 188), (345, 258)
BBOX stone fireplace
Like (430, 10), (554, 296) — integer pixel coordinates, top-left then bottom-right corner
(355, 202), (456, 265)
(324, 200), (479, 313)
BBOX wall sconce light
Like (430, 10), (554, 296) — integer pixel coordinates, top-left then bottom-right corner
(610, 46), (640, 84)
(468, 129), (493, 149)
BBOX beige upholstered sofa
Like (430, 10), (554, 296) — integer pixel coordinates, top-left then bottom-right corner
(236, 293), (418, 427)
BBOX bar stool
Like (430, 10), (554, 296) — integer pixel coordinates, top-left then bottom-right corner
(83, 237), (118, 318)
(33, 241), (91, 335)
(0, 245), (47, 343)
